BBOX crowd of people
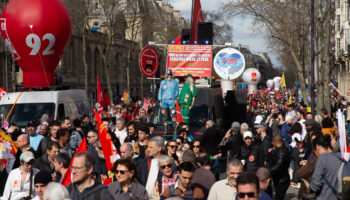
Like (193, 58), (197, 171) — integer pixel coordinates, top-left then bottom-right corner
(0, 82), (349, 200)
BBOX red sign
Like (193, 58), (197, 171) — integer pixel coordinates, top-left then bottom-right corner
(139, 46), (159, 78)
(0, 0), (72, 88)
(0, 88), (7, 101)
(167, 45), (212, 77)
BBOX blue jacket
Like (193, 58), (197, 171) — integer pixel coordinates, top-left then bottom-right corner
(281, 123), (291, 146)
(158, 79), (179, 101)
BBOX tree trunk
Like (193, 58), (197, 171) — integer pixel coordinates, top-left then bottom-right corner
(323, 13), (331, 114)
(126, 46), (131, 94)
(82, 34), (89, 94)
(290, 49), (309, 106)
(99, 37), (114, 105)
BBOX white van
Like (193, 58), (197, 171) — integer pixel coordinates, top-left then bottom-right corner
(0, 90), (90, 128)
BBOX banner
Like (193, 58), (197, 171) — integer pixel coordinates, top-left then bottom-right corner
(61, 137), (87, 186)
(0, 87), (7, 101)
(0, 129), (17, 173)
(93, 110), (119, 185)
(167, 45), (212, 77)
(97, 76), (111, 110)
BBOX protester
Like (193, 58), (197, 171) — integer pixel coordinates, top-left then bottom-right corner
(108, 158), (148, 200)
(236, 172), (260, 200)
(86, 129), (99, 147)
(43, 182), (70, 200)
(33, 170), (52, 200)
(267, 135), (290, 200)
(152, 155), (177, 199)
(161, 161), (205, 200)
(208, 159), (243, 200)
(166, 139), (179, 164)
(255, 167), (272, 200)
(219, 122), (243, 162)
(66, 152), (114, 200)
(36, 121), (61, 157)
(2, 151), (39, 200)
(52, 153), (70, 183)
(239, 131), (263, 172)
(114, 118), (127, 144)
(119, 143), (135, 159)
(34, 141), (60, 177)
(133, 124), (149, 158)
(70, 119), (84, 151)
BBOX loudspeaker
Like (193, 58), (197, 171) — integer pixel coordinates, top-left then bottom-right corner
(198, 22), (213, 45)
(181, 29), (191, 44)
(224, 90), (247, 130)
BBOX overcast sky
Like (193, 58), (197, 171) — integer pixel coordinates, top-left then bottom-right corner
(167, 0), (280, 67)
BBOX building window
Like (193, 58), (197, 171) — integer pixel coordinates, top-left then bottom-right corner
(337, 0), (340, 9)
(337, 15), (340, 31)
(346, 0), (349, 21)
(337, 38), (341, 53)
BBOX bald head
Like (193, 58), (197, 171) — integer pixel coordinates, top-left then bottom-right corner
(16, 134), (29, 149)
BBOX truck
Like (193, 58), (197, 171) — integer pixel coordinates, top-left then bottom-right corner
(0, 90), (90, 128)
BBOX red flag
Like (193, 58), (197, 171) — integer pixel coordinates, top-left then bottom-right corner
(175, 102), (184, 123)
(93, 109), (120, 185)
(191, 0), (204, 44)
(174, 35), (182, 45)
(132, 104), (139, 119)
(61, 137), (87, 186)
(97, 76), (111, 109)
(142, 98), (150, 112)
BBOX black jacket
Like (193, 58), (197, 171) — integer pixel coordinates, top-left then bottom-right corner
(201, 127), (220, 156)
(267, 145), (290, 183)
(66, 182), (114, 200)
(34, 153), (54, 173)
(260, 135), (272, 161)
(219, 132), (243, 160)
(239, 143), (263, 172)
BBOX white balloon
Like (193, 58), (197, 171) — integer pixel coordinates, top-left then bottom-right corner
(242, 68), (261, 94)
(266, 79), (274, 90)
(273, 77), (282, 90)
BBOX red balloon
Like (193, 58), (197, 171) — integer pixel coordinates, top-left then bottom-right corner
(0, 0), (72, 88)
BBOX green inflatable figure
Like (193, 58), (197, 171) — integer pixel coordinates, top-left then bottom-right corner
(178, 74), (196, 124)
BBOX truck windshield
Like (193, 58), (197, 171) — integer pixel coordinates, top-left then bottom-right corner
(0, 103), (55, 128)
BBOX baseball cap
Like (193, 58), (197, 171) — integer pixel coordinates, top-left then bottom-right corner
(243, 131), (253, 139)
(231, 122), (240, 129)
(254, 115), (264, 124)
(20, 151), (35, 163)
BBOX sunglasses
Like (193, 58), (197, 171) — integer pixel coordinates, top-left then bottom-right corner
(160, 164), (172, 170)
(115, 170), (128, 175)
(237, 192), (256, 198)
(176, 142), (182, 145)
(193, 145), (200, 148)
(169, 145), (177, 149)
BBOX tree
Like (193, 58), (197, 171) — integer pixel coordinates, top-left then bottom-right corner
(223, 0), (311, 106)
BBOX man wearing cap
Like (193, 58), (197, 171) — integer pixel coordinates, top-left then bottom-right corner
(178, 74), (196, 124)
(33, 171), (52, 200)
(158, 70), (179, 125)
(3, 151), (40, 200)
(239, 131), (263, 172)
(219, 122), (243, 162)
(27, 121), (44, 152)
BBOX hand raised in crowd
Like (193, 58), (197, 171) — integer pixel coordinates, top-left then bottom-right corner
(224, 128), (232, 138)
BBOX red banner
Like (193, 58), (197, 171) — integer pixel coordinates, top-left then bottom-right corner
(167, 45), (212, 77)
(93, 109), (119, 185)
(61, 137), (87, 186)
(97, 76), (110, 110)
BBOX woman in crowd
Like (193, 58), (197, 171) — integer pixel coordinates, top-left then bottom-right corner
(166, 140), (179, 165)
(3, 151), (40, 200)
(192, 140), (205, 158)
(108, 158), (148, 200)
(150, 155), (177, 199)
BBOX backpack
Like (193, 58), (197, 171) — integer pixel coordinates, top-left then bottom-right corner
(338, 158), (350, 199)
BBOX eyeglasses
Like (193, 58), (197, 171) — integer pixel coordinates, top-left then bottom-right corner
(70, 166), (85, 171)
(237, 192), (256, 198)
(115, 170), (128, 175)
(160, 164), (172, 170)
(169, 145), (177, 149)
(193, 145), (200, 148)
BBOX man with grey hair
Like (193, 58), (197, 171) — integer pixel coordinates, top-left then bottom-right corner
(220, 121), (243, 162)
(136, 136), (165, 197)
(208, 159), (244, 200)
(120, 142), (134, 159)
(205, 120), (215, 129)
(114, 118), (127, 144)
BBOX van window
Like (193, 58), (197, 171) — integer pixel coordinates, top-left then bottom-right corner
(0, 103), (55, 128)
(57, 104), (65, 122)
